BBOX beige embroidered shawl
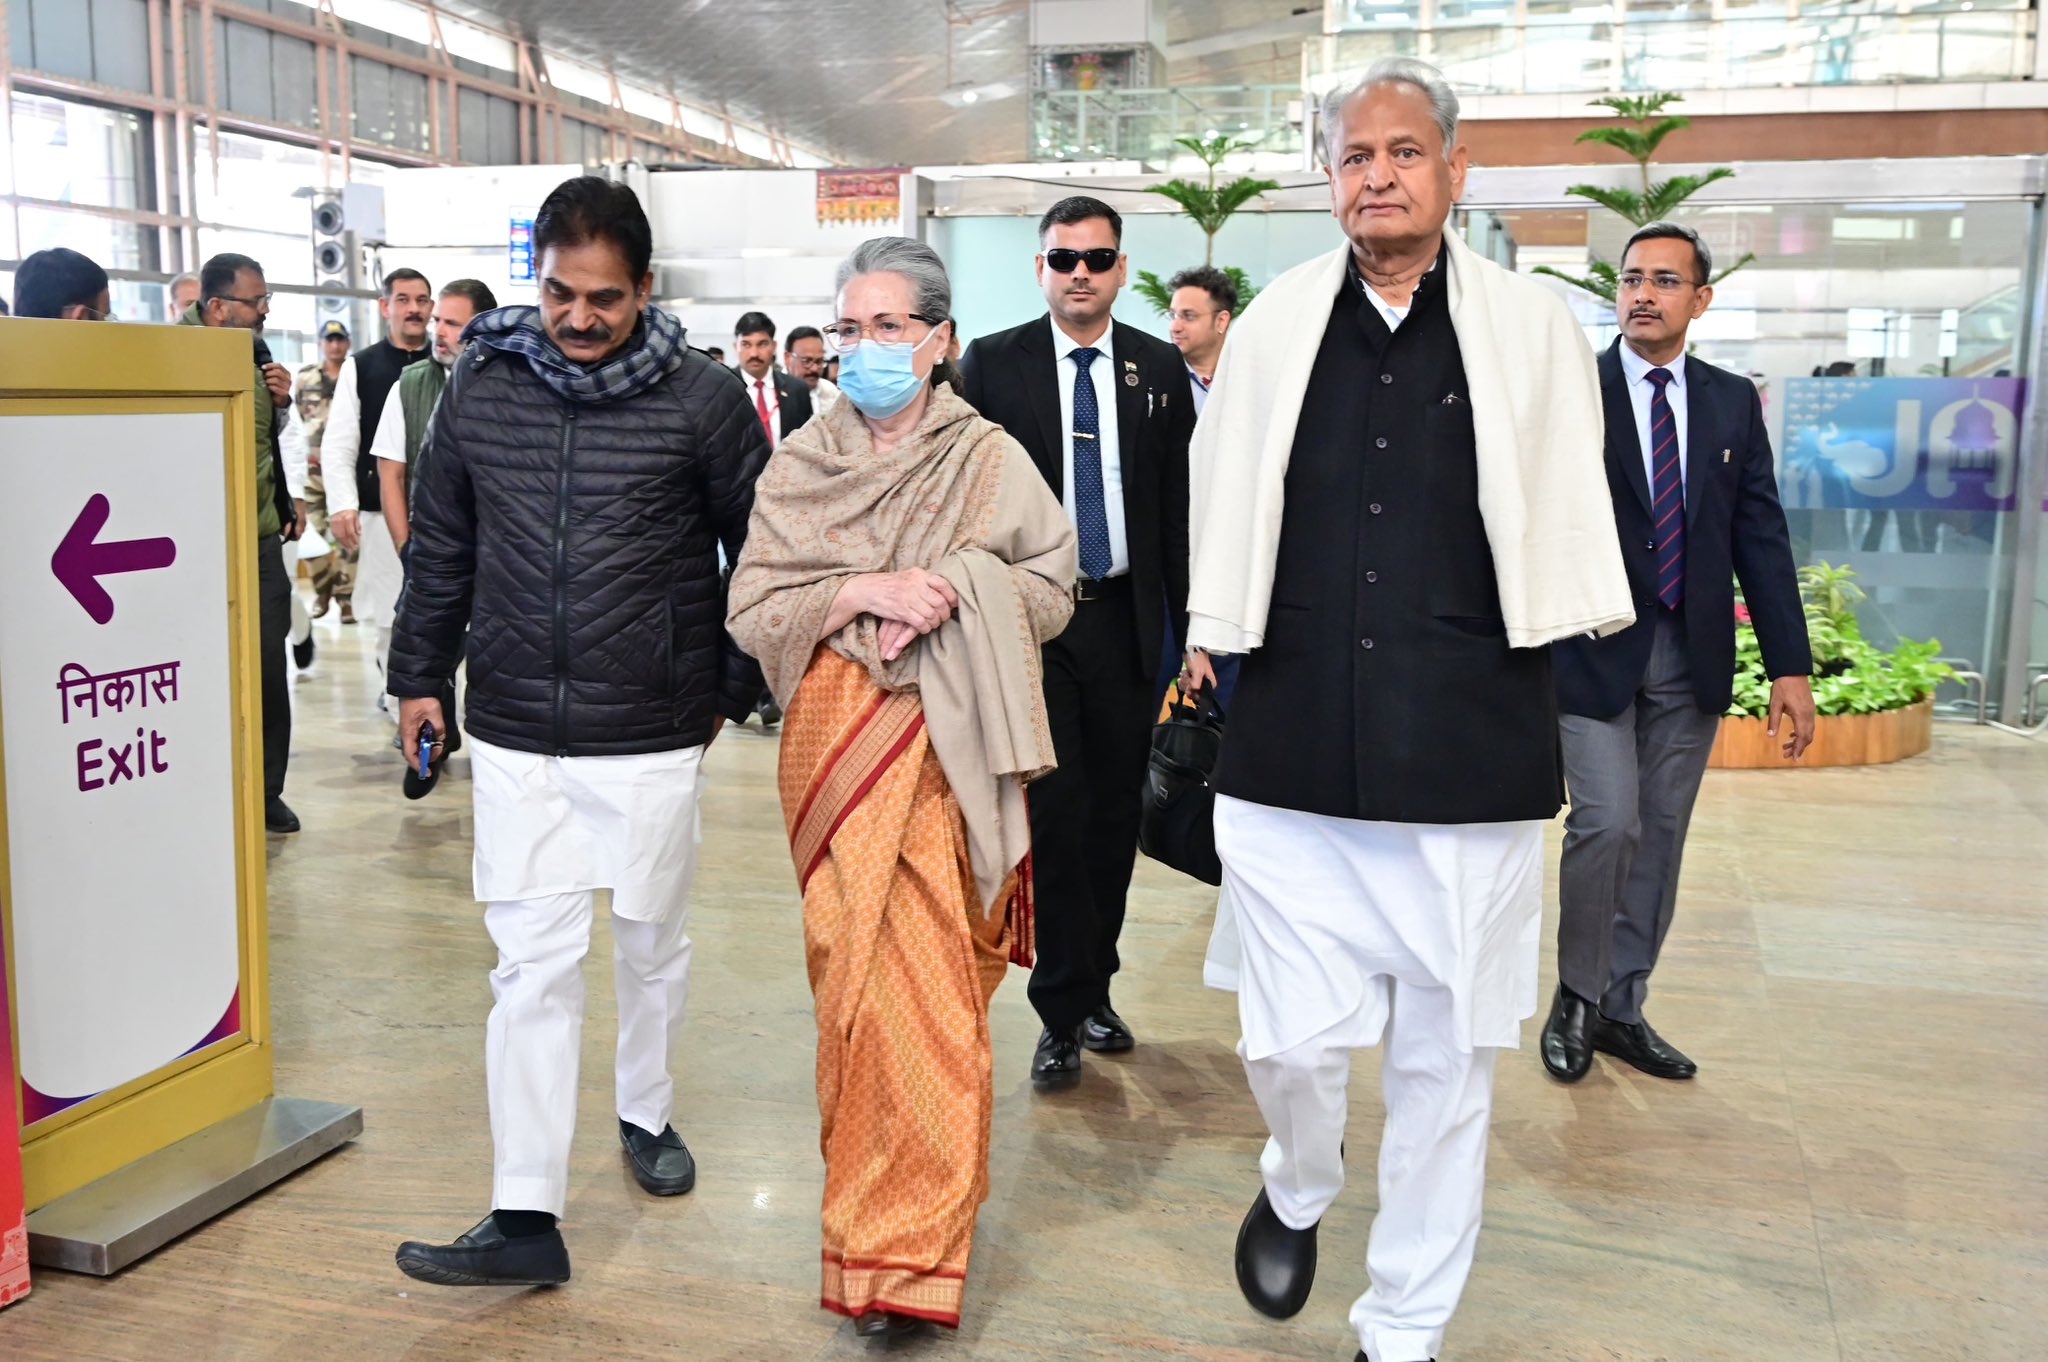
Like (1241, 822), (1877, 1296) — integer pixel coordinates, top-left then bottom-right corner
(728, 384), (1077, 914)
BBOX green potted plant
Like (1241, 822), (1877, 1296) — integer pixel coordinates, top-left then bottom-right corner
(1130, 134), (1278, 315)
(1532, 93), (1756, 304)
(1715, 562), (1954, 768)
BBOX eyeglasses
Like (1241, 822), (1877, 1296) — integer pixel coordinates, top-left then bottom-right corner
(1169, 308), (1218, 324)
(823, 313), (939, 353)
(1617, 272), (1699, 295)
(1044, 248), (1120, 275)
(212, 292), (274, 309)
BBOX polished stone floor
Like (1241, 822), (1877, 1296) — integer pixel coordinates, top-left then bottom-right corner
(7, 606), (2045, 1361)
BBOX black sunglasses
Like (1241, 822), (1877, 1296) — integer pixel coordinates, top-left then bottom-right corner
(1044, 247), (1120, 274)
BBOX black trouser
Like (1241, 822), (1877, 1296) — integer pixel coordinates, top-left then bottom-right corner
(1026, 576), (1155, 1032)
(257, 536), (292, 800)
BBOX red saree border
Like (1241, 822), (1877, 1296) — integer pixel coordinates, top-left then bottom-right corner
(790, 688), (925, 893)
(821, 1250), (966, 1329)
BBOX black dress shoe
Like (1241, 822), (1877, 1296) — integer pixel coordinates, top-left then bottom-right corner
(853, 1311), (920, 1338)
(620, 1119), (696, 1195)
(395, 1214), (570, 1286)
(1539, 984), (1594, 1083)
(1030, 1026), (1083, 1086)
(755, 691), (782, 729)
(264, 796), (300, 834)
(1234, 1187), (1317, 1319)
(1591, 1013), (1698, 1080)
(1079, 1002), (1134, 1053)
(292, 634), (316, 670)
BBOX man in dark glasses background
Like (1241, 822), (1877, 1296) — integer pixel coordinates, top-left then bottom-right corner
(957, 194), (1195, 1089)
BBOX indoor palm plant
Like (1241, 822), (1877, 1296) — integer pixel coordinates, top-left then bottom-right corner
(1532, 93), (1756, 304)
(1131, 134), (1278, 314)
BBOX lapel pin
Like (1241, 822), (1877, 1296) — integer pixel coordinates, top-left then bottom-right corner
(1722, 448), (1731, 463)
(1125, 372), (1139, 387)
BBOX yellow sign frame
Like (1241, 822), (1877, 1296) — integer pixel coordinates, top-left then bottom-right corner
(0, 318), (271, 1209)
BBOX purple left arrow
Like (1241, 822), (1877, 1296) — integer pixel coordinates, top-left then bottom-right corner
(52, 494), (178, 625)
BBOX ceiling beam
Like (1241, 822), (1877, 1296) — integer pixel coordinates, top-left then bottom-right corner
(1165, 10), (1321, 64)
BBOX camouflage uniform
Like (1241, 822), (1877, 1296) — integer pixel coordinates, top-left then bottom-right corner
(295, 362), (355, 607)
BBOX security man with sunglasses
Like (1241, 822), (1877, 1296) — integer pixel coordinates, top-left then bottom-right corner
(957, 194), (1196, 1087)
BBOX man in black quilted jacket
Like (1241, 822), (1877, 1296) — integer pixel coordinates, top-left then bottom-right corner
(389, 176), (771, 1288)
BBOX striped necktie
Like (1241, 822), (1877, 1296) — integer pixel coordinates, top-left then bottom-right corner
(1648, 366), (1685, 610)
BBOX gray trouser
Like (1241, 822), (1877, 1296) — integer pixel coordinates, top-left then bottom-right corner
(1556, 611), (1722, 1024)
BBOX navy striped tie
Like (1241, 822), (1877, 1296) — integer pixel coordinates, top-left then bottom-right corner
(1648, 366), (1685, 610)
(1070, 347), (1113, 581)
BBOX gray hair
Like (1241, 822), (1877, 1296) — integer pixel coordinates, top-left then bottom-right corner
(1624, 220), (1713, 284)
(834, 236), (951, 323)
(167, 271), (199, 297)
(1320, 57), (1460, 165)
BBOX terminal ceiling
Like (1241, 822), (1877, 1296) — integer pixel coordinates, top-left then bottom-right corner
(448, 1), (1316, 166)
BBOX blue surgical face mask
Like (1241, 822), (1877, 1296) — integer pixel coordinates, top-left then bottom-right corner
(835, 326), (943, 420)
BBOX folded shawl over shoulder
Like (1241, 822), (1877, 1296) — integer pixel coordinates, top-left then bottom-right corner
(1185, 230), (1635, 655)
(727, 385), (1077, 915)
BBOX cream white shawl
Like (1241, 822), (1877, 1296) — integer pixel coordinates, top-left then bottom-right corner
(1186, 231), (1634, 654)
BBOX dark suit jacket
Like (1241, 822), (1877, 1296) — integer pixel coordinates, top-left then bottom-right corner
(956, 314), (1195, 668)
(1554, 339), (1812, 719)
(773, 370), (812, 441)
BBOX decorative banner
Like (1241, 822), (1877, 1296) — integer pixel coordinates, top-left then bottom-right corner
(816, 170), (905, 227)
(1779, 377), (2029, 512)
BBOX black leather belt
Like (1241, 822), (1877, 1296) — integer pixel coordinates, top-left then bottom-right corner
(1073, 574), (1132, 603)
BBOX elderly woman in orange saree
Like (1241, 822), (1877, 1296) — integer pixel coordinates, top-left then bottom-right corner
(727, 236), (1076, 1337)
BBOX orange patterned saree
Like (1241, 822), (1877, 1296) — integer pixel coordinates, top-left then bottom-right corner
(781, 647), (1030, 1328)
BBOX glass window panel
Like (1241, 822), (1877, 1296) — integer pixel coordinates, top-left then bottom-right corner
(271, 34), (320, 131)
(25, 0), (94, 80)
(1475, 198), (2036, 680)
(388, 67), (430, 152)
(8, 2), (32, 73)
(89, 0), (153, 92)
(458, 87), (490, 163)
(224, 20), (276, 122)
(9, 93), (150, 210)
(352, 57), (393, 145)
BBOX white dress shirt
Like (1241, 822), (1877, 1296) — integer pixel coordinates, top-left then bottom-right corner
(1363, 282), (1411, 331)
(322, 355), (364, 514)
(746, 369), (782, 450)
(1618, 341), (1689, 499)
(1050, 316), (1129, 577)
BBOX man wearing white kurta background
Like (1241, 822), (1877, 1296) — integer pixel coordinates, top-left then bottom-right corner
(321, 269), (433, 704)
(1183, 58), (1632, 1362)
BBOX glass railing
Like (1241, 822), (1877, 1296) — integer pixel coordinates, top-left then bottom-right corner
(1030, 85), (1303, 164)
(1306, 4), (2036, 93)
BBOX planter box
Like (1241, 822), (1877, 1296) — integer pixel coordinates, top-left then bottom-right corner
(1708, 695), (1933, 770)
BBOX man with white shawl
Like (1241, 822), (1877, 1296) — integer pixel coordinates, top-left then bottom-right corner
(1182, 58), (1633, 1362)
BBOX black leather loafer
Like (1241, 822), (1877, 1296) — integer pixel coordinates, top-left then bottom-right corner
(620, 1120), (697, 1195)
(853, 1310), (921, 1338)
(1591, 1014), (1698, 1080)
(1234, 1187), (1317, 1319)
(1079, 1003), (1135, 1053)
(264, 796), (300, 834)
(1539, 984), (1595, 1083)
(1030, 1026), (1083, 1086)
(395, 1214), (570, 1286)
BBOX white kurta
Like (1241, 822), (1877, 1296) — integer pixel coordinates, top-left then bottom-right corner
(1206, 796), (1544, 1059)
(468, 737), (706, 922)
(349, 377), (409, 631)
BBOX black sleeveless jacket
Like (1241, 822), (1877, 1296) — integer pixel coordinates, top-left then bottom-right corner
(352, 338), (429, 512)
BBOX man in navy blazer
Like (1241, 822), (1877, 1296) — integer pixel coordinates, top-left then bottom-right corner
(1542, 221), (1815, 1085)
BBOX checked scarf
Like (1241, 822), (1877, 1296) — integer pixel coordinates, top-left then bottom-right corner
(464, 303), (691, 405)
